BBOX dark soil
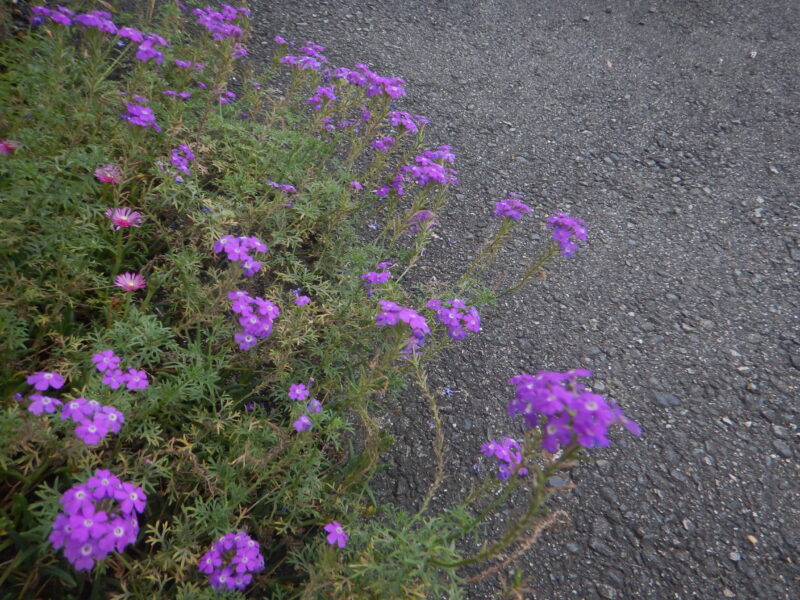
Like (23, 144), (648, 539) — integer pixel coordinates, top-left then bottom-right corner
(250, 1), (799, 598)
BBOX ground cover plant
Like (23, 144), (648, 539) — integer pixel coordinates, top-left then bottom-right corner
(0, 2), (641, 598)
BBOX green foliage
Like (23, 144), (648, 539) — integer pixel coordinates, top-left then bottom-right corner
(0, 5), (578, 600)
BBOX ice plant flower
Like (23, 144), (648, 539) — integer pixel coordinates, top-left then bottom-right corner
(105, 208), (143, 229)
(0, 139), (20, 155)
(114, 273), (146, 292)
(494, 191), (531, 219)
(507, 370), (641, 453)
(324, 522), (348, 548)
(481, 436), (528, 480)
(293, 414), (312, 432)
(198, 531), (265, 592)
(94, 163), (121, 183)
(49, 470), (145, 571)
(27, 371), (65, 391)
(546, 212), (588, 257)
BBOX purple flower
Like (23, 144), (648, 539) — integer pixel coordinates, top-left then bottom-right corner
(75, 414), (110, 445)
(99, 405), (124, 433)
(232, 43), (248, 58)
(0, 139), (20, 155)
(61, 397), (96, 422)
(199, 531), (264, 591)
(102, 369), (126, 390)
(288, 384), (309, 401)
(117, 27), (144, 43)
(350, 181), (363, 190)
(371, 136), (394, 152)
(375, 301), (430, 355)
(293, 414), (312, 432)
(507, 370), (640, 452)
(27, 371), (65, 391)
(494, 191), (531, 220)
(306, 398), (322, 413)
(114, 482), (147, 514)
(27, 394), (62, 415)
(324, 521), (348, 548)
(547, 212), (588, 257)
(234, 332), (257, 351)
(114, 273), (146, 292)
(406, 210), (437, 233)
(121, 103), (161, 132)
(88, 470), (122, 500)
(169, 144), (195, 178)
(481, 436), (528, 480)
(135, 39), (163, 65)
(294, 295), (311, 306)
(427, 298), (480, 340)
(267, 179), (297, 194)
(307, 86), (337, 111)
(122, 368), (149, 390)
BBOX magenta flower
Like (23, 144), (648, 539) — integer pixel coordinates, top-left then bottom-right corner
(122, 368), (149, 390)
(293, 414), (312, 432)
(95, 164), (121, 184)
(324, 521), (348, 548)
(114, 273), (146, 292)
(27, 371), (65, 391)
(288, 383), (309, 401)
(92, 350), (120, 373)
(105, 208), (143, 229)
(27, 394), (62, 415)
(546, 213), (588, 257)
(0, 139), (19, 155)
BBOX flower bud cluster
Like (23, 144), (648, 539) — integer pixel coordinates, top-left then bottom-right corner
(493, 191), (531, 220)
(279, 41), (328, 71)
(426, 298), (480, 340)
(406, 210), (437, 233)
(214, 235), (268, 277)
(546, 212), (588, 257)
(192, 6), (248, 40)
(169, 144), (195, 182)
(227, 290), (280, 350)
(507, 369), (641, 453)
(400, 146), (458, 188)
(376, 300), (430, 355)
(328, 63), (407, 99)
(49, 470), (146, 571)
(307, 86), (337, 111)
(387, 110), (429, 134)
(198, 531), (265, 591)
(481, 436), (528, 481)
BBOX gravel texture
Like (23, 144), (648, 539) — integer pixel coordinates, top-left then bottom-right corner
(250, 1), (799, 598)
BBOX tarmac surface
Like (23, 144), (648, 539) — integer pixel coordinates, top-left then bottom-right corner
(250, 2), (799, 598)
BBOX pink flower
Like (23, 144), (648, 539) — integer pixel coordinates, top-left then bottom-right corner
(94, 164), (121, 183)
(323, 522), (348, 548)
(105, 208), (143, 229)
(0, 139), (20, 155)
(114, 273), (146, 292)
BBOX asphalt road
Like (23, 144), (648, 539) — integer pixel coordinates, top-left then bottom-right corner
(250, 2), (799, 598)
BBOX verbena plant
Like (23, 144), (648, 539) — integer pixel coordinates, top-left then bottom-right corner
(0, 3), (641, 599)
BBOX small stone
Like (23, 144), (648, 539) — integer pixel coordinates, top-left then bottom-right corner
(772, 439), (793, 458)
(723, 588), (735, 598)
(548, 476), (570, 488)
(589, 538), (615, 557)
(653, 391), (681, 407)
(729, 550), (741, 562)
(566, 542), (580, 553)
(596, 583), (617, 599)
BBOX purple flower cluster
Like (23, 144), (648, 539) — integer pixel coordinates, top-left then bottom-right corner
(174, 59), (205, 70)
(227, 290), (280, 350)
(214, 235), (268, 277)
(328, 63), (406, 99)
(360, 262), (393, 297)
(231, 43), (248, 58)
(192, 5), (248, 40)
(426, 298), (480, 340)
(547, 212), (588, 257)
(387, 111), (429, 134)
(135, 34), (170, 66)
(376, 300), (430, 355)
(399, 146), (458, 189)
(406, 210), (437, 233)
(267, 179), (297, 194)
(216, 90), (237, 104)
(120, 101), (161, 133)
(92, 350), (150, 391)
(198, 531), (265, 591)
(163, 89), (192, 100)
(371, 136), (394, 152)
(49, 470), (146, 571)
(481, 436), (528, 481)
(292, 289), (311, 306)
(494, 191), (531, 220)
(169, 144), (195, 183)
(507, 369), (641, 453)
(279, 41), (328, 71)
(307, 86), (337, 111)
